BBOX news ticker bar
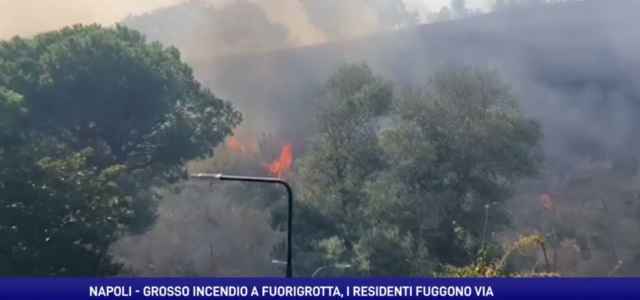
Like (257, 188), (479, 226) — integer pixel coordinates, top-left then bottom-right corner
(0, 278), (638, 299)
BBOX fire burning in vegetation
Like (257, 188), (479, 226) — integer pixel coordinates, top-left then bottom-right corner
(225, 134), (294, 178)
(225, 134), (258, 154)
(265, 144), (294, 178)
(226, 136), (244, 152)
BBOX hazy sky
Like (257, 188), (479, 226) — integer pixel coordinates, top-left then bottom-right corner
(0, 0), (183, 38)
(0, 0), (492, 39)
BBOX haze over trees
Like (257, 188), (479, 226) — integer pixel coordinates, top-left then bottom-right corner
(166, 0), (640, 275)
(292, 64), (542, 276)
(123, 0), (420, 61)
(1, 0), (640, 277)
(115, 62), (543, 277)
(111, 183), (282, 276)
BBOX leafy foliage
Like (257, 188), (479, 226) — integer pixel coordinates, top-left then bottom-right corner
(294, 64), (393, 275)
(295, 64), (542, 276)
(0, 25), (240, 275)
(444, 234), (558, 277)
(373, 67), (542, 266)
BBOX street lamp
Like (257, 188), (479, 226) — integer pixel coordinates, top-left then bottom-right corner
(311, 263), (352, 278)
(190, 173), (294, 278)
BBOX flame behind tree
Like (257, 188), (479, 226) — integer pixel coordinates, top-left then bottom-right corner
(266, 144), (293, 177)
(225, 133), (258, 154)
(226, 136), (244, 152)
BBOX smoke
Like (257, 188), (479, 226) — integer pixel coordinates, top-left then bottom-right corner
(123, 1), (292, 60)
(0, 0), (185, 39)
(121, 0), (640, 182)
(0, 0), (494, 41)
(188, 0), (640, 164)
(121, 0), (428, 57)
(117, 0), (438, 145)
(298, 0), (412, 40)
(109, 129), (294, 276)
(110, 182), (283, 276)
(6, 0), (638, 276)
(167, 0), (640, 275)
(250, 0), (328, 46)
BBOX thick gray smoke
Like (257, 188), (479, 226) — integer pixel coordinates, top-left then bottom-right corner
(111, 182), (282, 276)
(122, 0), (425, 141)
(181, 0), (640, 166)
(123, 0), (422, 60)
(115, 0), (640, 275)
(123, 1), (290, 60)
(298, 0), (418, 39)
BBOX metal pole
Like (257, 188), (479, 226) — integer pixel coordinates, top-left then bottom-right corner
(311, 265), (330, 278)
(190, 173), (293, 278)
(311, 263), (351, 278)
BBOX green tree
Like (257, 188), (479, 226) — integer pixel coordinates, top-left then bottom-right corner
(370, 66), (542, 269)
(295, 63), (393, 275)
(296, 64), (541, 276)
(0, 24), (240, 275)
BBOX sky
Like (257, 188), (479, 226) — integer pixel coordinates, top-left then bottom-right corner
(0, 0), (492, 40)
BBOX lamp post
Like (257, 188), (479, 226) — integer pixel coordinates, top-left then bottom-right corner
(190, 173), (294, 278)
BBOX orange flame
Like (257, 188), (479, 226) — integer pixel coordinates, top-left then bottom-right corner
(266, 144), (293, 178)
(226, 135), (259, 153)
(227, 137), (244, 152)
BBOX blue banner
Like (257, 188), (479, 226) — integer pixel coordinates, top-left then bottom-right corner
(1, 278), (639, 300)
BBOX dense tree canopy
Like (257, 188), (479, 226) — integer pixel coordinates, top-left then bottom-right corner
(370, 67), (542, 269)
(296, 64), (542, 276)
(0, 25), (240, 275)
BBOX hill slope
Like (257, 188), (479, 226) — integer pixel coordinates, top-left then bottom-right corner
(186, 1), (638, 166)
